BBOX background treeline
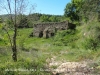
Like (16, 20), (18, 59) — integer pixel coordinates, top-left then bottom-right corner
(0, 13), (64, 28)
(29, 13), (63, 22)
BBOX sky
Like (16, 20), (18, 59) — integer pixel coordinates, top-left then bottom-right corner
(0, 0), (71, 15)
(29, 0), (71, 15)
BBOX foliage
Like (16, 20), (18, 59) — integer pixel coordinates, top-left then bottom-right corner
(64, 0), (83, 22)
(28, 13), (42, 22)
(49, 16), (60, 22)
(39, 14), (62, 22)
(64, 0), (100, 23)
(53, 29), (79, 48)
(82, 22), (100, 50)
(0, 54), (50, 75)
(18, 15), (30, 28)
(79, 0), (100, 22)
(0, 0), (37, 61)
(40, 15), (50, 22)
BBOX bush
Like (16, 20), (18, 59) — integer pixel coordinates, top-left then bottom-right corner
(82, 38), (98, 50)
(0, 56), (51, 75)
(53, 29), (79, 47)
(82, 22), (100, 50)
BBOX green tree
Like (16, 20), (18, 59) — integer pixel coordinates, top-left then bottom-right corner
(80, 0), (100, 22)
(64, 3), (78, 21)
(40, 15), (50, 22)
(28, 13), (42, 23)
(18, 15), (29, 28)
(49, 16), (59, 22)
(64, 0), (83, 22)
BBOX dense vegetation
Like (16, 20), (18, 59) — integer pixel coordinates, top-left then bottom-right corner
(0, 0), (100, 74)
(0, 13), (64, 28)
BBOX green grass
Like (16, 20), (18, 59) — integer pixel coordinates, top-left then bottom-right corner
(0, 26), (100, 74)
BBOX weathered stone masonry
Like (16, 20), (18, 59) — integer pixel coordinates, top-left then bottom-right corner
(33, 21), (76, 38)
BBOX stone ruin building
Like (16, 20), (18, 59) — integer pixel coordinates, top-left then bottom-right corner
(32, 21), (76, 38)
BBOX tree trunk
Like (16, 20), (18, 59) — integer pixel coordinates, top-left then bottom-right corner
(12, 0), (17, 62)
(12, 26), (17, 62)
(12, 46), (17, 61)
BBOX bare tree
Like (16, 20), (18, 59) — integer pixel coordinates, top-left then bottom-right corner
(2, 0), (18, 62)
(0, 0), (35, 62)
(13, 0), (17, 61)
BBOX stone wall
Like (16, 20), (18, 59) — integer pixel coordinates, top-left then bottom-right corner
(33, 21), (76, 38)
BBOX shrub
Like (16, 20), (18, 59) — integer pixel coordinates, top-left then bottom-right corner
(53, 29), (79, 48)
(82, 22), (100, 50)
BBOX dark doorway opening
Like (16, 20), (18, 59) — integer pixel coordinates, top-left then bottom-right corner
(39, 31), (43, 38)
(51, 33), (54, 36)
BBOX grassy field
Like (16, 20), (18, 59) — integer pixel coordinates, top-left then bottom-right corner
(0, 26), (100, 74)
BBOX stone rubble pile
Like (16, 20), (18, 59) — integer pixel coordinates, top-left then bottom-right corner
(46, 57), (99, 75)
